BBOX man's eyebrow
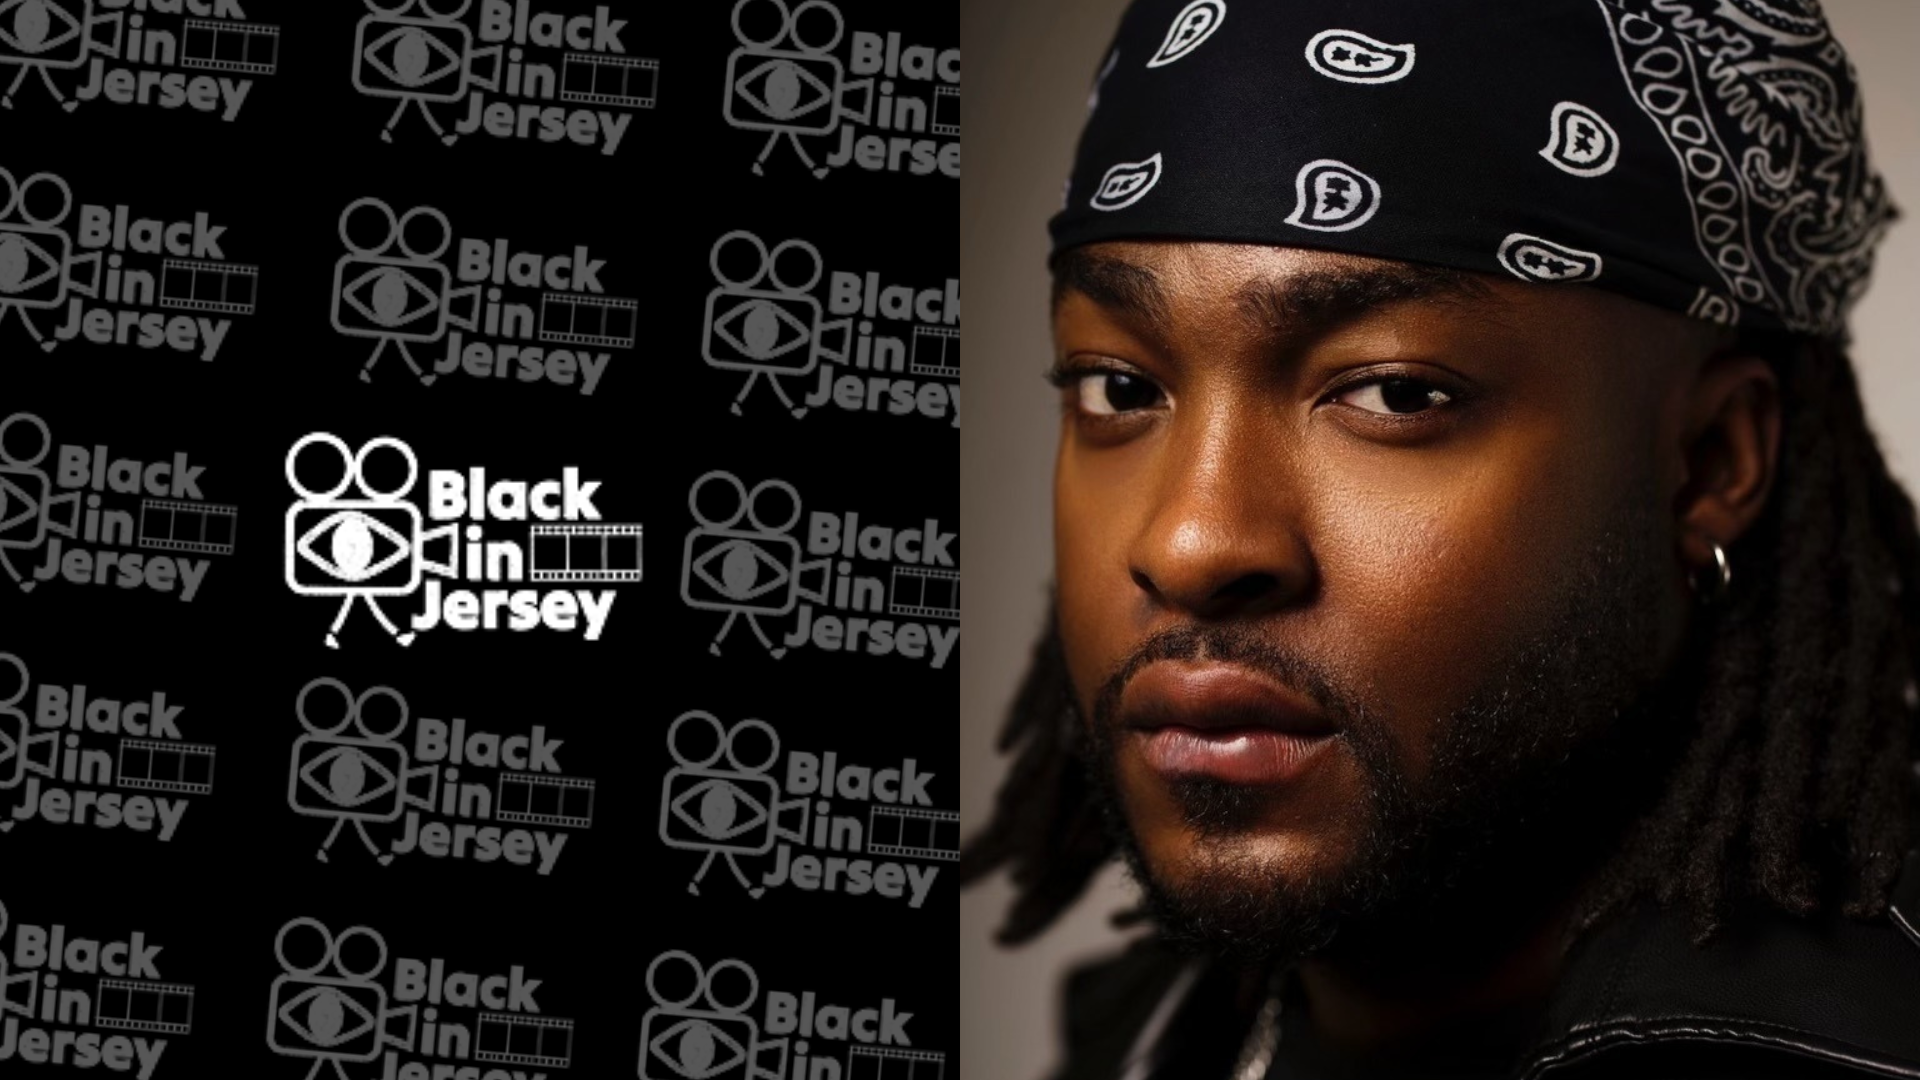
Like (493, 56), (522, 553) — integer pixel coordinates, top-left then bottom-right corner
(1233, 262), (1503, 338)
(1050, 248), (1170, 325)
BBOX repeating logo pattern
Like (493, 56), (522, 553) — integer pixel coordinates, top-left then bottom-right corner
(703, 230), (958, 426)
(659, 710), (951, 909)
(288, 677), (590, 875)
(0, 167), (257, 362)
(267, 916), (575, 1078)
(724, 0), (958, 179)
(332, 197), (634, 395)
(0, 0), (277, 120)
(1, 650), (211, 843)
(0, 411), (237, 601)
(0, 900), (193, 1079)
(681, 471), (957, 669)
(639, 951), (942, 1080)
(10, 2), (957, 1074)
(352, 0), (655, 154)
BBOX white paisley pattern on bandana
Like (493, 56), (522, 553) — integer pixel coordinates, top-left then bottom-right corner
(1598, 0), (1897, 335)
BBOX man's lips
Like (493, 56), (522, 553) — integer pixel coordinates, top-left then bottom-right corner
(1119, 662), (1339, 784)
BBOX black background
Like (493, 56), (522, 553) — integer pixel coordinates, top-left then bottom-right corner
(3, 0), (957, 1074)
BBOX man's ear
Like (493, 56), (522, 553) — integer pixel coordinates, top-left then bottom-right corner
(1672, 348), (1782, 568)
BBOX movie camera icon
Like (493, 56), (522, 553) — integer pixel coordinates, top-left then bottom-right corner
(682, 471), (828, 659)
(724, 0), (873, 177)
(0, 169), (102, 352)
(332, 198), (480, 387)
(286, 433), (458, 648)
(660, 711), (809, 898)
(0, 0), (125, 110)
(0, 412), (81, 592)
(0, 901), (37, 1017)
(0, 654), (57, 834)
(640, 952), (787, 1080)
(705, 231), (850, 419)
(267, 918), (419, 1077)
(288, 677), (439, 866)
(353, 0), (501, 145)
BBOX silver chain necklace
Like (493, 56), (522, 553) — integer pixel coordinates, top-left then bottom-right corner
(1227, 977), (1285, 1080)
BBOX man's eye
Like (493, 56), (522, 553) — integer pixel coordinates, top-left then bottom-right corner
(1076, 372), (1164, 415)
(1333, 377), (1453, 415)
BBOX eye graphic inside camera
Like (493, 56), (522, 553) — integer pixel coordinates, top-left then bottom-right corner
(301, 745), (400, 808)
(299, 737), (401, 807)
(343, 266), (440, 329)
(736, 58), (830, 122)
(297, 510), (410, 582)
(715, 299), (810, 362)
(365, 25), (461, 88)
(279, 985), (376, 1049)
(693, 539), (791, 601)
(673, 778), (770, 842)
(650, 1017), (747, 1080)
(0, 233), (60, 296)
(0, 0), (81, 56)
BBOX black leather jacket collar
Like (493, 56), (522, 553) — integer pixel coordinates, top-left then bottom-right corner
(1517, 845), (1920, 1079)
(1047, 846), (1920, 1080)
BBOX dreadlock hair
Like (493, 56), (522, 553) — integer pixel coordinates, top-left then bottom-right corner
(958, 328), (1920, 948)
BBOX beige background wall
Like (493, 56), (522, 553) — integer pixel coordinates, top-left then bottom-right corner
(959, 3), (1920, 1079)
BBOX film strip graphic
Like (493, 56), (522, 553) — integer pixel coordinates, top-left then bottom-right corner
(495, 772), (595, 829)
(138, 499), (238, 556)
(908, 326), (958, 379)
(560, 52), (658, 109)
(529, 524), (642, 583)
(866, 806), (959, 862)
(118, 738), (216, 796)
(160, 258), (259, 316)
(849, 1046), (946, 1080)
(181, 18), (280, 75)
(475, 1012), (574, 1069)
(96, 978), (195, 1036)
(931, 85), (959, 136)
(889, 566), (958, 621)
(539, 292), (638, 350)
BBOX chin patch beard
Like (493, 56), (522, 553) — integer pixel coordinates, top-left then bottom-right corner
(1088, 707), (1418, 963)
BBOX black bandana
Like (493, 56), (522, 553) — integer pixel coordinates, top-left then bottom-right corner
(1048, 0), (1899, 339)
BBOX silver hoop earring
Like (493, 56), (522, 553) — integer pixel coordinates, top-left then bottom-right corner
(1688, 540), (1732, 605)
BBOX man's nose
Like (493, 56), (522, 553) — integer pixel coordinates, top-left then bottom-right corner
(1126, 431), (1315, 620)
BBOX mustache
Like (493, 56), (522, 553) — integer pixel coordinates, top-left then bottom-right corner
(1090, 622), (1358, 736)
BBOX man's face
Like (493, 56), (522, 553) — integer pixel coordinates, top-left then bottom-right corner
(1050, 241), (1714, 958)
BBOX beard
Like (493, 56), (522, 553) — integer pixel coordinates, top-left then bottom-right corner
(1078, 483), (1706, 966)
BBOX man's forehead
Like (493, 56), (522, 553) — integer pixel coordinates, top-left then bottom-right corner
(1051, 241), (1506, 332)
